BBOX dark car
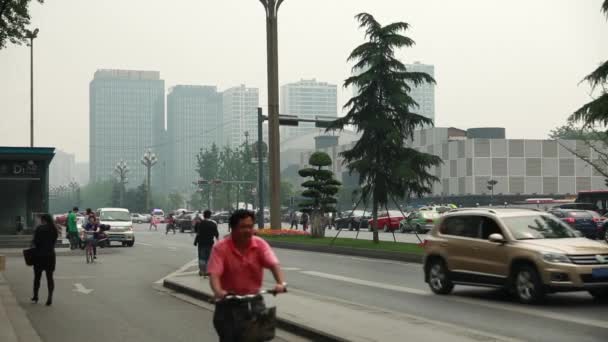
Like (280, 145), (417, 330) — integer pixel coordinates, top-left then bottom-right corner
(550, 209), (603, 239)
(334, 210), (371, 231)
(175, 212), (196, 233)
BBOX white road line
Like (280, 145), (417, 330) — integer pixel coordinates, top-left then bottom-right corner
(136, 242), (153, 246)
(73, 283), (94, 294)
(154, 258), (198, 284)
(282, 267), (301, 271)
(300, 270), (429, 295)
(55, 275), (95, 280)
(168, 246), (178, 251)
(300, 270), (608, 330)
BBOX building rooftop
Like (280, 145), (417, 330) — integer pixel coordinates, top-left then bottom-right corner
(93, 69), (160, 81)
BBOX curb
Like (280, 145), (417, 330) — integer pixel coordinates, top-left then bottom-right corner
(265, 240), (424, 264)
(163, 278), (347, 342)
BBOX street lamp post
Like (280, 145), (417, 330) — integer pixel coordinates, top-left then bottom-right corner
(141, 150), (158, 212)
(25, 28), (39, 147)
(260, 0), (285, 230)
(114, 160), (129, 207)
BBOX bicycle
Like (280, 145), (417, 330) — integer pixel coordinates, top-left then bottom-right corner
(216, 288), (286, 341)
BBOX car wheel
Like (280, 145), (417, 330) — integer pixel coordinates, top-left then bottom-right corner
(589, 289), (608, 302)
(415, 225), (423, 234)
(427, 259), (454, 295)
(127, 241), (134, 247)
(513, 265), (545, 304)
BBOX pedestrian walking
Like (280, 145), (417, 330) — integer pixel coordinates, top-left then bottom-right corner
(66, 207), (79, 250)
(194, 210), (219, 277)
(289, 211), (298, 229)
(149, 213), (158, 231)
(301, 212), (309, 232)
(208, 209), (287, 341)
(165, 213), (176, 235)
(30, 213), (58, 306)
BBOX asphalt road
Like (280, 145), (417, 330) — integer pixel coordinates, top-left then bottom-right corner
(6, 223), (606, 342)
(133, 223), (608, 342)
(1, 224), (293, 342)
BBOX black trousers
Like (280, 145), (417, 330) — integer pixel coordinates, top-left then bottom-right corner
(213, 297), (266, 342)
(33, 265), (54, 299)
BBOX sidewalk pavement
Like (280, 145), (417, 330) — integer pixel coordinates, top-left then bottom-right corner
(0, 272), (42, 342)
(164, 273), (518, 342)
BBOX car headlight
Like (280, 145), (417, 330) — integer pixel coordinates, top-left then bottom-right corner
(542, 253), (571, 264)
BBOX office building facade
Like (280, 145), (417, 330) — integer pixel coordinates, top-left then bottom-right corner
(222, 85), (259, 149)
(280, 79), (337, 142)
(166, 85), (223, 192)
(89, 69), (165, 187)
(405, 62), (435, 122)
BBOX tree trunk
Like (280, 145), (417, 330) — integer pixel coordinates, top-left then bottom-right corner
(311, 210), (325, 238)
(372, 197), (379, 244)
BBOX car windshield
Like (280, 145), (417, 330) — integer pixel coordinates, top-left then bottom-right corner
(100, 211), (131, 221)
(502, 214), (578, 240)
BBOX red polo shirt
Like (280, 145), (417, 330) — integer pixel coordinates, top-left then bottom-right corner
(207, 235), (279, 295)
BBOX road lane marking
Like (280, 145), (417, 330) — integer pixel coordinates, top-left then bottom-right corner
(300, 270), (429, 295)
(154, 258), (198, 284)
(282, 267), (301, 271)
(168, 246), (178, 251)
(300, 270), (608, 330)
(73, 283), (94, 294)
(55, 276), (95, 280)
(136, 242), (153, 246)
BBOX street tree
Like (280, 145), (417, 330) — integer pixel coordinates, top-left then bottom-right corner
(167, 192), (184, 210)
(487, 179), (498, 202)
(327, 13), (442, 243)
(0, 0), (43, 50)
(298, 152), (341, 238)
(570, 1), (608, 127)
(195, 144), (220, 210)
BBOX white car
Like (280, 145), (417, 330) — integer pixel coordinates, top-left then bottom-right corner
(96, 208), (135, 247)
(130, 213), (146, 223)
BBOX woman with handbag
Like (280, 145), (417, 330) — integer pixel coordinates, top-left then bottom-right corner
(30, 213), (58, 306)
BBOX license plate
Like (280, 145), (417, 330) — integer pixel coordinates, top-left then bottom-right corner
(592, 268), (608, 279)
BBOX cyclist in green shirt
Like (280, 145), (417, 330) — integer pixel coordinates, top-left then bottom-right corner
(66, 207), (79, 250)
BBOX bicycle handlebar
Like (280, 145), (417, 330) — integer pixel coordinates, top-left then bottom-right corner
(220, 288), (287, 301)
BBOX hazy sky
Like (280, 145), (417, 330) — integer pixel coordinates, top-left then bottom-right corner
(1, 0), (607, 162)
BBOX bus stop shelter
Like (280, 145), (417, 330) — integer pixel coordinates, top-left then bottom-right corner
(0, 147), (55, 234)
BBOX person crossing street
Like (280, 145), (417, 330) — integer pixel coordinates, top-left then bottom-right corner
(66, 207), (79, 250)
(194, 210), (219, 277)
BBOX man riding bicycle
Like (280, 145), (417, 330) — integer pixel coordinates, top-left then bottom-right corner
(207, 209), (287, 341)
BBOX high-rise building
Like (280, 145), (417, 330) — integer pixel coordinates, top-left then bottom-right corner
(49, 149), (76, 187)
(89, 69), (165, 188)
(222, 85), (259, 149)
(405, 62), (435, 122)
(280, 79), (337, 142)
(166, 85), (223, 192)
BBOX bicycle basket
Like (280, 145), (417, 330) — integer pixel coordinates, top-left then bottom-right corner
(242, 306), (276, 342)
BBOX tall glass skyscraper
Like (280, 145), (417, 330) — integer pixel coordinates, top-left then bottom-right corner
(222, 85), (259, 149)
(405, 62), (435, 123)
(280, 79), (337, 142)
(166, 85), (223, 192)
(89, 69), (165, 188)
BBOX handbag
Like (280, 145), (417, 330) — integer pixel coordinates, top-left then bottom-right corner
(23, 248), (35, 266)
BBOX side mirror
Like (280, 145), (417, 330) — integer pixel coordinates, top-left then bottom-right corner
(489, 233), (506, 244)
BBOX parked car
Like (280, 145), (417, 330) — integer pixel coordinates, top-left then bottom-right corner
(335, 210), (371, 231)
(212, 211), (231, 224)
(175, 212), (197, 233)
(141, 214), (152, 223)
(552, 203), (599, 212)
(400, 210), (440, 234)
(549, 209), (603, 240)
(423, 207), (608, 304)
(131, 213), (146, 223)
(368, 210), (406, 232)
(95, 208), (135, 247)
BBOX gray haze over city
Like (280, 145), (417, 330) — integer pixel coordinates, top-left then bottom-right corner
(0, 0), (607, 162)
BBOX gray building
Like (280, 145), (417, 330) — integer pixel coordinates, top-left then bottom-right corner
(280, 79), (337, 141)
(89, 69), (165, 188)
(405, 62), (435, 122)
(223, 85), (259, 149)
(49, 149), (76, 187)
(301, 127), (608, 197)
(166, 85), (223, 192)
(410, 127), (608, 196)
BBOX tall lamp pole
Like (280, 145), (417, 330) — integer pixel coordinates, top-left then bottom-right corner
(25, 28), (39, 147)
(260, 0), (285, 230)
(141, 150), (158, 212)
(114, 160), (129, 207)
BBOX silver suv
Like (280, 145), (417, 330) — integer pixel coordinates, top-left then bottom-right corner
(423, 208), (608, 304)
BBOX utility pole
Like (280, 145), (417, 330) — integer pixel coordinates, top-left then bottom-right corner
(141, 150), (158, 212)
(25, 28), (39, 147)
(257, 108), (265, 228)
(260, 0), (285, 230)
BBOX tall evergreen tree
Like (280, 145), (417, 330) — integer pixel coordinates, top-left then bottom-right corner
(328, 13), (442, 243)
